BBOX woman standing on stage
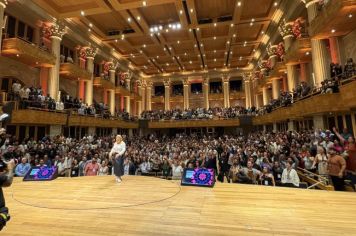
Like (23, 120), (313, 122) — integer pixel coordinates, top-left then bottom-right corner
(109, 135), (126, 183)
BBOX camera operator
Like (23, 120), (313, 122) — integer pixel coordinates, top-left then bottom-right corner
(0, 159), (15, 231)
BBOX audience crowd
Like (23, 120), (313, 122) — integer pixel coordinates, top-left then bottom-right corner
(1, 126), (354, 191)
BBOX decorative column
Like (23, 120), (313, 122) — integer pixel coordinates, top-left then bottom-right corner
(272, 78), (281, 99)
(267, 44), (279, 68)
(140, 80), (146, 112)
(79, 45), (97, 105)
(146, 81), (152, 111)
(137, 81), (143, 116)
(244, 76), (251, 108)
(0, 0), (8, 53)
(43, 20), (66, 101)
(183, 79), (189, 109)
(164, 79), (170, 111)
(104, 61), (117, 116)
(279, 19), (295, 51)
(303, 0), (331, 87)
(222, 75), (230, 108)
(329, 37), (342, 65)
(300, 63), (309, 83)
(78, 54), (86, 100)
(287, 64), (298, 91)
(203, 77), (209, 109)
(125, 78), (131, 114)
(262, 87), (269, 106)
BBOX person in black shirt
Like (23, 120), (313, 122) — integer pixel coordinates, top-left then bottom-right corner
(218, 152), (231, 183)
(0, 159), (15, 231)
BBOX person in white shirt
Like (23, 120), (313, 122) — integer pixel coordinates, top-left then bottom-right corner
(281, 161), (300, 187)
(109, 135), (126, 183)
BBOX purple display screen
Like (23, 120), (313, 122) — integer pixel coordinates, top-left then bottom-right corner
(181, 168), (215, 187)
(23, 166), (57, 181)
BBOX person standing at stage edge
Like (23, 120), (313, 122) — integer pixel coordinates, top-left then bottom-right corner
(327, 145), (346, 191)
(109, 135), (126, 183)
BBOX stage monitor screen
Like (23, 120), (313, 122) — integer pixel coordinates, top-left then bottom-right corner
(23, 166), (58, 181)
(181, 168), (215, 187)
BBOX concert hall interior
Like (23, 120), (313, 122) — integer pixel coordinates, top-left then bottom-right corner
(0, 0), (356, 235)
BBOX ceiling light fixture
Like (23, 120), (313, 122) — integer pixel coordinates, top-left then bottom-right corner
(214, 23), (217, 27)
(190, 9), (194, 13)
(127, 17), (131, 22)
(237, 1), (241, 7)
(180, 10), (183, 15)
(331, 29), (336, 33)
(137, 16), (141, 21)
(274, 2), (278, 6)
(230, 23), (234, 27)
(89, 23), (93, 27)
(80, 10), (85, 16)
(349, 14), (353, 18)
(142, 1), (147, 6)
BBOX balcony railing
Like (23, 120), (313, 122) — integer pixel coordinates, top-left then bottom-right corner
(93, 76), (115, 90)
(60, 63), (92, 81)
(1, 37), (56, 67)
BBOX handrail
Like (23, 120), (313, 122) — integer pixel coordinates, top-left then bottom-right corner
(297, 167), (334, 191)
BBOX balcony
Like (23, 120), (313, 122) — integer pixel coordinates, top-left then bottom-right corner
(148, 119), (240, 129)
(10, 109), (67, 125)
(130, 92), (142, 101)
(60, 63), (92, 81)
(1, 38), (56, 67)
(229, 91), (244, 100)
(284, 37), (312, 65)
(151, 96), (164, 103)
(93, 77), (115, 90)
(115, 86), (131, 96)
(170, 95), (183, 102)
(68, 115), (138, 128)
(209, 93), (224, 100)
(309, 0), (356, 39)
(253, 91), (350, 125)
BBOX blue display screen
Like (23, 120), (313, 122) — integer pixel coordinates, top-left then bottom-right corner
(181, 168), (215, 187)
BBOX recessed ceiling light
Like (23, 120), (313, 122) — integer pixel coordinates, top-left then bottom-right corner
(214, 36), (216, 40)
(180, 10), (183, 15)
(157, 55), (159, 58)
(88, 29), (91, 32)
(214, 58), (217, 62)
(185, 52), (187, 56)
(189, 28), (192, 32)
(140, 50), (143, 53)
(189, 61), (192, 64)
(143, 44), (146, 48)
(196, 28), (200, 31)
(331, 29), (336, 33)
(214, 23), (217, 27)
(233, 34), (236, 38)
(142, 1), (147, 6)
(165, 29), (169, 33)
(306, 51), (310, 55)
(237, 1), (241, 6)
(16, 54), (19, 57)
(200, 43), (203, 47)
(214, 50), (216, 53)
(127, 17), (131, 22)
(177, 40), (180, 44)
(274, 2), (278, 6)
(230, 23), (234, 27)
(80, 10), (85, 16)
(190, 9), (194, 13)
(137, 16), (141, 21)
(115, 39), (118, 42)
(150, 33), (153, 37)
(349, 14), (353, 18)
(89, 23), (93, 27)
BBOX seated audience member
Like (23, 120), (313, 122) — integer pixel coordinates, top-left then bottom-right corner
(281, 161), (300, 187)
(71, 159), (79, 177)
(98, 160), (109, 176)
(259, 166), (275, 186)
(15, 157), (31, 177)
(239, 161), (261, 184)
(272, 161), (283, 185)
(171, 160), (183, 180)
(139, 157), (152, 175)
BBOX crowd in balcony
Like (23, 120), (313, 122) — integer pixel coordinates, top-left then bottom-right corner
(257, 58), (356, 115)
(7, 83), (133, 121)
(3, 126), (354, 191)
(140, 106), (254, 121)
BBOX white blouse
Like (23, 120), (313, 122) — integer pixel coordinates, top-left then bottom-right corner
(110, 141), (126, 158)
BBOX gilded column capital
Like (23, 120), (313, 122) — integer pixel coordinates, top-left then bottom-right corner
(163, 78), (171, 87)
(182, 78), (189, 86)
(43, 19), (66, 40)
(301, 0), (319, 8)
(278, 19), (294, 39)
(79, 45), (98, 59)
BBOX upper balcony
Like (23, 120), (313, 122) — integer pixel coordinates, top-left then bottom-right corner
(151, 96), (164, 103)
(284, 37), (312, 65)
(1, 37), (56, 67)
(115, 86), (131, 96)
(209, 93), (224, 100)
(309, 0), (356, 39)
(170, 95), (183, 102)
(93, 76), (115, 90)
(60, 63), (92, 81)
(230, 91), (244, 100)
(130, 92), (142, 101)
(148, 119), (241, 129)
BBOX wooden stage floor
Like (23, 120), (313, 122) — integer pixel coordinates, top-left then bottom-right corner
(3, 176), (356, 236)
